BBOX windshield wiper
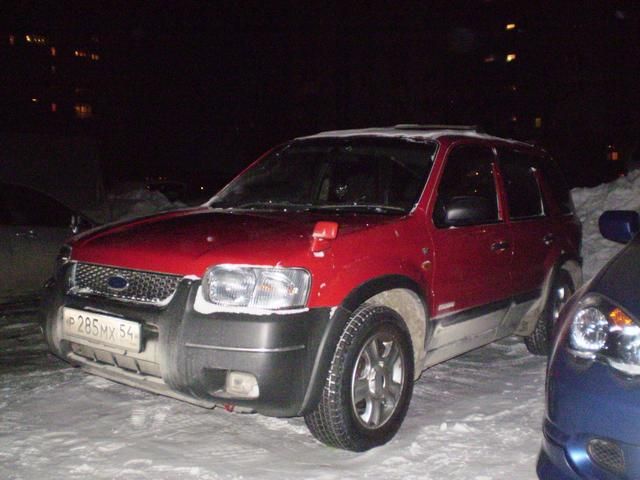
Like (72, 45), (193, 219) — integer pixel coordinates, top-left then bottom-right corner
(213, 201), (312, 212)
(309, 204), (407, 215)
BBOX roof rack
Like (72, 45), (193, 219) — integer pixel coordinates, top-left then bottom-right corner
(393, 124), (484, 133)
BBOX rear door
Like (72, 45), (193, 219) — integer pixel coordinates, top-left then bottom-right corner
(429, 143), (512, 329)
(497, 148), (554, 297)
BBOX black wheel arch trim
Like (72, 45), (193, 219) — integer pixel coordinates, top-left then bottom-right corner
(298, 274), (428, 415)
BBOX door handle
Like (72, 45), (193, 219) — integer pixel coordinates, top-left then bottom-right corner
(491, 240), (510, 252)
(543, 233), (555, 246)
(15, 230), (37, 239)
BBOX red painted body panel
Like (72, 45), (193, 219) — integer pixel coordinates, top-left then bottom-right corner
(71, 207), (427, 309)
(429, 223), (513, 316)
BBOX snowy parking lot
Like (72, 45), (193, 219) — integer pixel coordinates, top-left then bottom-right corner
(1, 306), (545, 480)
(2, 171), (639, 479)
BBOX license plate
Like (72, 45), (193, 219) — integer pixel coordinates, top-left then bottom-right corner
(62, 307), (142, 352)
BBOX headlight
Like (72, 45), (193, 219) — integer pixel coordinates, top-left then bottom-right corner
(202, 265), (311, 310)
(568, 295), (640, 375)
(569, 307), (609, 353)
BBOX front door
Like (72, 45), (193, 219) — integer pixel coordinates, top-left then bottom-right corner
(428, 143), (512, 348)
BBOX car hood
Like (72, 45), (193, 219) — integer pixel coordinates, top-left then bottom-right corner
(71, 207), (401, 276)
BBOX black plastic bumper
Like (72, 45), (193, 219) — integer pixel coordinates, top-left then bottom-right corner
(42, 271), (338, 417)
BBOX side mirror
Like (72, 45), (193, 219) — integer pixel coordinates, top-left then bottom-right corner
(441, 196), (494, 227)
(599, 210), (640, 243)
(70, 214), (93, 234)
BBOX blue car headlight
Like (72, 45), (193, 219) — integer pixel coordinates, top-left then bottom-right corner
(202, 265), (311, 310)
(568, 295), (640, 375)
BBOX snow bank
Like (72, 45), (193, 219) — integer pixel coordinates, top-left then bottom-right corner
(107, 187), (186, 221)
(572, 169), (640, 279)
(84, 185), (187, 223)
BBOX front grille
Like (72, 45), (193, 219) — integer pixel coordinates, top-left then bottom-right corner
(68, 262), (182, 305)
(588, 438), (625, 475)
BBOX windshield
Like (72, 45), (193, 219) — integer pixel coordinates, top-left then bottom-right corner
(209, 137), (437, 214)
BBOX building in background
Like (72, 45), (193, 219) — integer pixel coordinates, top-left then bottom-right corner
(0, 2), (637, 188)
(476, 1), (638, 183)
(0, 30), (105, 210)
(0, 30), (103, 133)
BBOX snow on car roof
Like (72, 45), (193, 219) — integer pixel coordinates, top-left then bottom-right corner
(299, 125), (532, 146)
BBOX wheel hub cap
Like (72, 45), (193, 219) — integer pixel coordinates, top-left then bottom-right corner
(351, 332), (405, 429)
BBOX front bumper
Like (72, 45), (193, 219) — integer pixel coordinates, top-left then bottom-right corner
(538, 347), (640, 479)
(42, 270), (334, 417)
(537, 425), (581, 480)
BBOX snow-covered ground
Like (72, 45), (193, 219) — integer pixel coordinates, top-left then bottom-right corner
(0, 312), (545, 480)
(0, 175), (634, 480)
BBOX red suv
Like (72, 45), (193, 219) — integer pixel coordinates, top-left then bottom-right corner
(43, 125), (582, 451)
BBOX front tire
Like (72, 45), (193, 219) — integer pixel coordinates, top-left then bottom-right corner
(524, 270), (574, 355)
(304, 304), (414, 451)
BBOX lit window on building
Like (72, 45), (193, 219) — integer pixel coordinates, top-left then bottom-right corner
(506, 23), (517, 30)
(26, 34), (47, 45)
(9, 35), (15, 45)
(50, 46), (56, 56)
(51, 103), (57, 113)
(483, 55), (496, 63)
(534, 117), (542, 128)
(506, 53), (517, 62)
(74, 103), (93, 119)
(74, 50), (99, 60)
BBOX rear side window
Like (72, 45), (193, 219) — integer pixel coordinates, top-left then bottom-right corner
(433, 144), (499, 227)
(539, 156), (574, 215)
(497, 149), (544, 220)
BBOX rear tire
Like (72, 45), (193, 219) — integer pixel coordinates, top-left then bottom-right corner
(524, 270), (574, 355)
(304, 304), (414, 451)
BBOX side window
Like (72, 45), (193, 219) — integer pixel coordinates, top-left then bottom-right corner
(539, 156), (574, 215)
(498, 149), (544, 220)
(2, 184), (72, 227)
(433, 144), (499, 227)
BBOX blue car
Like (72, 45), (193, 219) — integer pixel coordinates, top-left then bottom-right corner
(538, 209), (640, 479)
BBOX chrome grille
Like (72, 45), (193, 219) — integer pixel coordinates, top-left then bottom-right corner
(588, 438), (625, 475)
(68, 262), (182, 305)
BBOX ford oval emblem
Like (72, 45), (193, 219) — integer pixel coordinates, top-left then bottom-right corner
(107, 275), (129, 291)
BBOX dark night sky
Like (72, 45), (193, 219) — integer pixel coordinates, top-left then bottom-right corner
(3, 1), (640, 187)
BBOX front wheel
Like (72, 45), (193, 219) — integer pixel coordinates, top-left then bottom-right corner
(304, 304), (414, 451)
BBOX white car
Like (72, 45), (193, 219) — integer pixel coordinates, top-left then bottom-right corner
(0, 182), (92, 303)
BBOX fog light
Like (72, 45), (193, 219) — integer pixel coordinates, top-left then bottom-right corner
(225, 371), (259, 399)
(588, 438), (625, 475)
